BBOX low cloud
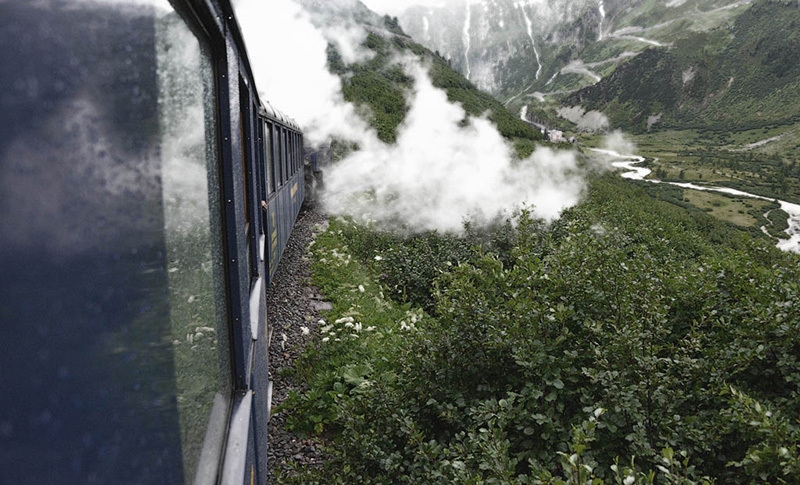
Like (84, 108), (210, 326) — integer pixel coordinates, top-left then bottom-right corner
(602, 129), (636, 155)
(323, 63), (585, 232)
(236, 0), (586, 233)
(235, 0), (375, 146)
(557, 106), (609, 133)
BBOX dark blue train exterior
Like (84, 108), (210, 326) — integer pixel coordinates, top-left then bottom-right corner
(0, 0), (310, 483)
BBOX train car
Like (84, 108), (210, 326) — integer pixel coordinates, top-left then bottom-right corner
(0, 0), (305, 483)
(261, 102), (305, 285)
(304, 143), (333, 207)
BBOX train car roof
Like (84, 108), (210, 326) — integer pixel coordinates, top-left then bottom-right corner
(260, 101), (301, 131)
(221, 0), (302, 134)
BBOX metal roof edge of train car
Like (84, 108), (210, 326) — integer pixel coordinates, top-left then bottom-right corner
(216, 0), (258, 96)
(216, 0), (300, 132)
(260, 101), (301, 132)
(217, 0), (302, 134)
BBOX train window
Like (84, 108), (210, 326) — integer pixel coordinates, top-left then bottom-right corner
(291, 132), (296, 176)
(257, 117), (266, 202)
(265, 122), (274, 195)
(0, 2), (232, 483)
(294, 133), (303, 175)
(297, 134), (302, 174)
(287, 131), (292, 177)
(277, 126), (285, 184)
(157, 10), (231, 483)
(239, 77), (258, 280)
(287, 130), (292, 178)
(282, 128), (289, 182)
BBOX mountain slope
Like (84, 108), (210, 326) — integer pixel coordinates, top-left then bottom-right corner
(300, 0), (542, 149)
(398, 0), (753, 104)
(565, 0), (800, 132)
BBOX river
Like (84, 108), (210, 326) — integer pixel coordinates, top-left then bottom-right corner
(590, 148), (800, 254)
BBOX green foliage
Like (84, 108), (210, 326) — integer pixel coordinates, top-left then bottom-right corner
(327, 28), (541, 149)
(342, 67), (409, 143)
(428, 59), (541, 144)
(382, 15), (406, 37)
(725, 387), (800, 483)
(377, 233), (474, 313)
(279, 176), (800, 484)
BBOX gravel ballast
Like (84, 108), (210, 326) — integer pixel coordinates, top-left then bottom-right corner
(266, 206), (329, 482)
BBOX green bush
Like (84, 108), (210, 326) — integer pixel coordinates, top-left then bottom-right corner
(279, 177), (800, 484)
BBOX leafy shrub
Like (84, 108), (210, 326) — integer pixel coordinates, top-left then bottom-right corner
(280, 177), (800, 484)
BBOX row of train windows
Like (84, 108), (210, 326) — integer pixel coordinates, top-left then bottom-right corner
(263, 122), (302, 197)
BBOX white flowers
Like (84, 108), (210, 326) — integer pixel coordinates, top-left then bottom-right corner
(623, 475), (635, 485)
(318, 314), (372, 343)
(300, 326), (310, 335)
(399, 309), (423, 331)
(373, 255), (383, 261)
(358, 284), (365, 293)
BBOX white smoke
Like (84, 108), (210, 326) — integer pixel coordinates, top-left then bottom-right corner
(602, 129), (636, 155)
(235, 0), (586, 233)
(234, 0), (375, 146)
(558, 105), (609, 133)
(323, 63), (584, 232)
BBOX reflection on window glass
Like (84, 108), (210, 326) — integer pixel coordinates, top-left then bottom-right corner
(156, 11), (228, 483)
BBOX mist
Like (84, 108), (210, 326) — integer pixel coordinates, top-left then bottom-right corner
(234, 0), (586, 234)
(557, 106), (610, 133)
(323, 63), (584, 232)
(234, 0), (375, 146)
(602, 129), (637, 155)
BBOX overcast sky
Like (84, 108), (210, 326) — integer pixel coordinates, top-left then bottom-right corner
(359, 0), (448, 16)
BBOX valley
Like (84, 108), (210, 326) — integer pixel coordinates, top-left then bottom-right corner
(272, 1), (800, 483)
(587, 144), (800, 252)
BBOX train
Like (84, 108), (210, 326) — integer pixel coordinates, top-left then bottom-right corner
(0, 0), (326, 483)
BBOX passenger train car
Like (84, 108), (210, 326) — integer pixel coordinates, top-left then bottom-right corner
(0, 0), (314, 482)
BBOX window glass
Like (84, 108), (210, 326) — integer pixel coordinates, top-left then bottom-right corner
(239, 78), (256, 280)
(282, 129), (289, 182)
(156, 10), (229, 483)
(289, 133), (295, 176)
(265, 122), (273, 195)
(277, 127), (284, 184)
(292, 133), (297, 175)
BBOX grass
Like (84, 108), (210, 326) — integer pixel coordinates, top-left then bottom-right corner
(578, 130), (795, 242)
(681, 190), (771, 227)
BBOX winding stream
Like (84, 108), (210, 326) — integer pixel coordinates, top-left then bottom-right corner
(590, 148), (800, 253)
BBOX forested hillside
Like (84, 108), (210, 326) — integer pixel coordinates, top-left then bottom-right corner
(308, 6), (542, 151)
(274, 2), (800, 483)
(279, 174), (800, 484)
(566, 0), (800, 133)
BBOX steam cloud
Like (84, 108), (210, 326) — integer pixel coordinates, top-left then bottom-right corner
(324, 63), (584, 231)
(557, 106), (610, 133)
(602, 129), (636, 155)
(235, 0), (586, 233)
(235, 0), (375, 145)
